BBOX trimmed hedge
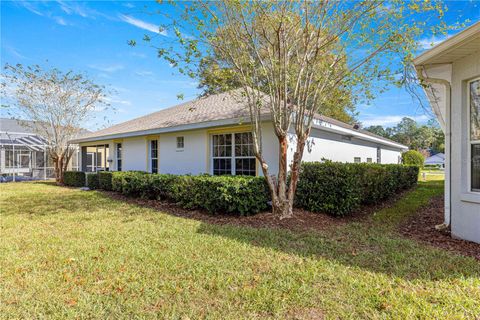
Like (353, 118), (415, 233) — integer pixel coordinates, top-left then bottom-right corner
(88, 163), (417, 216)
(110, 172), (269, 215)
(171, 175), (269, 215)
(295, 162), (362, 215)
(296, 162), (419, 216)
(98, 171), (113, 191)
(86, 173), (99, 190)
(63, 171), (85, 187)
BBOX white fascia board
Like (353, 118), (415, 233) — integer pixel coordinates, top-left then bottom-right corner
(73, 115), (407, 150)
(312, 119), (408, 150)
(413, 21), (480, 65)
(70, 117), (261, 143)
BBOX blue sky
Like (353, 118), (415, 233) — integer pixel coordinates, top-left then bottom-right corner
(1, 1), (479, 130)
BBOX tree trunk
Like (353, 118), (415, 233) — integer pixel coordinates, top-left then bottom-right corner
(261, 132), (308, 219)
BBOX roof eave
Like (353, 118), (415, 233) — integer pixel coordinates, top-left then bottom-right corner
(413, 21), (480, 66)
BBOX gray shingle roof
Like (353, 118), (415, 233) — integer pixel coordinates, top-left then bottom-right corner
(75, 90), (405, 148)
(76, 90), (268, 140)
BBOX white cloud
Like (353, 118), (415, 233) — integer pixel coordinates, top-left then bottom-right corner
(88, 64), (124, 73)
(119, 14), (168, 36)
(54, 16), (68, 26)
(135, 70), (154, 77)
(104, 97), (132, 106)
(3, 45), (28, 60)
(361, 114), (430, 127)
(418, 35), (448, 50)
(123, 3), (135, 9)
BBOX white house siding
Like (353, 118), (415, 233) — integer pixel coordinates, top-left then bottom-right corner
(449, 52), (480, 243)
(79, 123), (404, 178)
(159, 130), (208, 175)
(287, 127), (401, 165)
(381, 148), (401, 164)
(121, 137), (147, 171)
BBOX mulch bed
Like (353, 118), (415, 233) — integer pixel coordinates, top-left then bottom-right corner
(398, 196), (480, 260)
(102, 190), (406, 233)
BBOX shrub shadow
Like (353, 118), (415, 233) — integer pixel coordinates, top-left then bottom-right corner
(195, 221), (480, 281)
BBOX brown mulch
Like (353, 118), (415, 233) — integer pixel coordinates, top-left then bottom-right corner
(398, 196), (480, 260)
(102, 190), (407, 233)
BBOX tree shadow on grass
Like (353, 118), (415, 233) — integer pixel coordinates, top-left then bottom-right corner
(0, 190), (110, 216)
(195, 221), (480, 281)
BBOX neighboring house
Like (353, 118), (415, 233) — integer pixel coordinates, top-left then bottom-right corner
(0, 118), (81, 181)
(414, 21), (480, 244)
(425, 152), (445, 168)
(72, 90), (407, 177)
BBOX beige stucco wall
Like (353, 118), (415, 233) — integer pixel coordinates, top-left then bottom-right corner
(449, 52), (480, 243)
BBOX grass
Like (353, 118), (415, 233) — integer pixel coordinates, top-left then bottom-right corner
(1, 180), (479, 319)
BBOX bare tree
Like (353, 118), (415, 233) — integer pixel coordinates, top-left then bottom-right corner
(1, 64), (109, 184)
(133, 0), (448, 218)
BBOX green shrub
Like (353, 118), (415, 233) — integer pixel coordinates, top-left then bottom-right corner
(172, 175), (269, 215)
(296, 162), (418, 216)
(402, 150), (425, 167)
(98, 171), (113, 191)
(86, 173), (99, 190)
(111, 171), (269, 215)
(295, 162), (362, 216)
(63, 171), (85, 187)
(140, 174), (178, 200)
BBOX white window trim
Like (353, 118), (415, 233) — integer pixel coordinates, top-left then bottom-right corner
(116, 143), (122, 171)
(149, 140), (158, 173)
(210, 132), (256, 176)
(467, 77), (480, 194)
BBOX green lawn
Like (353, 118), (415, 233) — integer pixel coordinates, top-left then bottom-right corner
(1, 181), (479, 319)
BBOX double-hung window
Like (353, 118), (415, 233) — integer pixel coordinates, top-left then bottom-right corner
(354, 157), (361, 163)
(176, 136), (184, 150)
(116, 143), (122, 171)
(469, 78), (480, 192)
(212, 132), (256, 176)
(150, 140), (158, 174)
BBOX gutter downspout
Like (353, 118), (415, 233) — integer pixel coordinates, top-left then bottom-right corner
(416, 66), (452, 228)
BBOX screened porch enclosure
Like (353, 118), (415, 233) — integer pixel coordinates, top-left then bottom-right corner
(0, 134), (52, 181)
(81, 145), (110, 172)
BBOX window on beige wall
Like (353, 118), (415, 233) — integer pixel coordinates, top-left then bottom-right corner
(212, 132), (256, 176)
(469, 78), (480, 192)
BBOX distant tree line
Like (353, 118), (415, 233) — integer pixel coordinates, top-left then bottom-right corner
(364, 117), (444, 154)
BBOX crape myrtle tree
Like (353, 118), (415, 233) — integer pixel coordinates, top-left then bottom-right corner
(133, 0), (447, 218)
(1, 64), (110, 184)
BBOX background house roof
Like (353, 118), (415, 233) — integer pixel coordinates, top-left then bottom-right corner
(0, 118), (89, 145)
(73, 90), (406, 149)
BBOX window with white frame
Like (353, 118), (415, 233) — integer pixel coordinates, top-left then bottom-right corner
(116, 143), (122, 171)
(354, 157), (361, 163)
(469, 78), (480, 192)
(150, 140), (158, 174)
(212, 132), (256, 176)
(366, 158), (372, 163)
(176, 136), (184, 149)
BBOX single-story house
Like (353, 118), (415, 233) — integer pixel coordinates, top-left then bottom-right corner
(414, 21), (480, 244)
(424, 152), (445, 168)
(71, 90), (408, 177)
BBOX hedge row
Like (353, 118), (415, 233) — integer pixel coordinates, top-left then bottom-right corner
(86, 173), (99, 190)
(110, 172), (269, 215)
(64, 162), (418, 217)
(63, 171), (85, 187)
(295, 162), (419, 216)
